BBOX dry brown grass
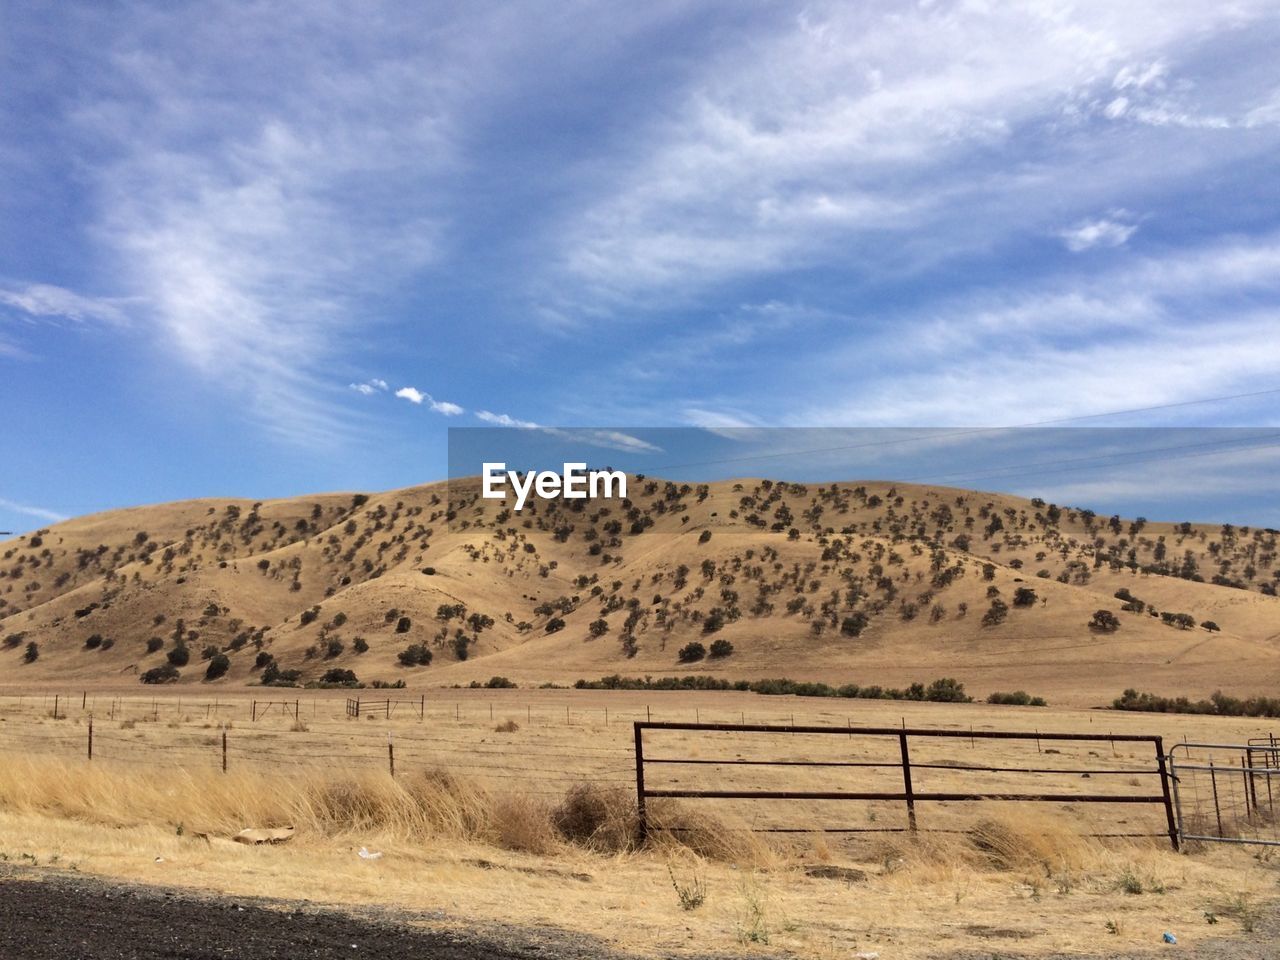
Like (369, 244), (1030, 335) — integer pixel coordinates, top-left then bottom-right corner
(0, 755), (570, 853)
(0, 752), (1275, 958)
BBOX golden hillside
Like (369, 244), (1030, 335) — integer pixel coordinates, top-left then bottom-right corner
(2, 478), (1278, 705)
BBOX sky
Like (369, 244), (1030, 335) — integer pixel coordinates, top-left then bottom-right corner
(3, 1), (1280, 534)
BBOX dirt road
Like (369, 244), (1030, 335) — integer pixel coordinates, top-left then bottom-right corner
(0, 871), (617, 960)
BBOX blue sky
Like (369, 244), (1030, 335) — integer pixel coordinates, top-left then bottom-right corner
(3, 1), (1280, 533)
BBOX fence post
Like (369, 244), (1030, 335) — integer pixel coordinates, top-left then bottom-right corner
(1167, 747), (1187, 850)
(222, 728), (228, 773)
(633, 722), (647, 845)
(87, 717), (93, 761)
(388, 732), (395, 778)
(1209, 760), (1223, 837)
(1154, 737), (1179, 851)
(898, 732), (917, 833)
(1243, 755), (1258, 818)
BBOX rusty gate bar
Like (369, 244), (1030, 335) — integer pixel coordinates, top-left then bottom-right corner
(633, 722), (1177, 849)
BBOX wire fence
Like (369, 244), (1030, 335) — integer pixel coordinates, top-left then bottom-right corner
(1169, 738), (1280, 848)
(5, 692), (1270, 848)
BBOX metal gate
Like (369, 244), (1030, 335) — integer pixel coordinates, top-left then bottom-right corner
(1169, 737), (1280, 847)
(634, 722), (1181, 849)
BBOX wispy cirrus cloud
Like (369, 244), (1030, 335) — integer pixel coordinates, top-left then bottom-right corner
(37, 2), (494, 441)
(791, 231), (1280, 428)
(0, 283), (130, 326)
(473, 411), (662, 453)
(0, 496), (69, 524)
(545, 1), (1279, 314)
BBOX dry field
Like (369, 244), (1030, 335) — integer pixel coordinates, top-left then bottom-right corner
(1, 686), (1278, 958)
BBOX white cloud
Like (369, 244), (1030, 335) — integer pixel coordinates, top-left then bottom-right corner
(547, 1), (1278, 312)
(472, 412), (661, 453)
(55, 5), (489, 441)
(1113, 61), (1167, 92)
(475, 410), (540, 430)
(349, 379), (389, 396)
(1059, 215), (1139, 252)
(395, 386), (463, 415)
(0, 497), (69, 524)
(395, 387), (426, 404)
(1103, 96), (1130, 119)
(0, 283), (130, 326)
(791, 231), (1280, 429)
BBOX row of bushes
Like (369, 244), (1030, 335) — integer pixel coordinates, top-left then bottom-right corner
(572, 674), (976, 703)
(1113, 688), (1280, 718)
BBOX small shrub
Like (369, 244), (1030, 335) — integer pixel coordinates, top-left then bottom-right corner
(397, 643), (432, 666)
(495, 719), (520, 733)
(1090, 609), (1120, 632)
(552, 783), (637, 853)
(668, 863), (707, 911)
(987, 690), (1048, 706)
(678, 642), (706, 663)
(141, 663), (180, 684)
(708, 638), (734, 658)
(840, 613), (868, 637)
(205, 653), (231, 680)
(981, 599), (1008, 626)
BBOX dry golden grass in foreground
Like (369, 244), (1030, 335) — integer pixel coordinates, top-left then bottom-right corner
(1, 749), (1278, 958)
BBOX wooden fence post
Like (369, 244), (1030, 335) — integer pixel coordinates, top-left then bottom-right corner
(222, 728), (228, 773)
(1154, 737), (1179, 851)
(87, 717), (93, 761)
(388, 733), (395, 778)
(898, 732), (917, 833)
(634, 723), (647, 845)
(1209, 760), (1223, 837)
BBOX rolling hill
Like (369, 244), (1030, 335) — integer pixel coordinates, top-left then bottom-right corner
(3, 477), (1278, 706)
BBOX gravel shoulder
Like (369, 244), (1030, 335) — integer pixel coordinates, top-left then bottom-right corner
(0, 866), (624, 960)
